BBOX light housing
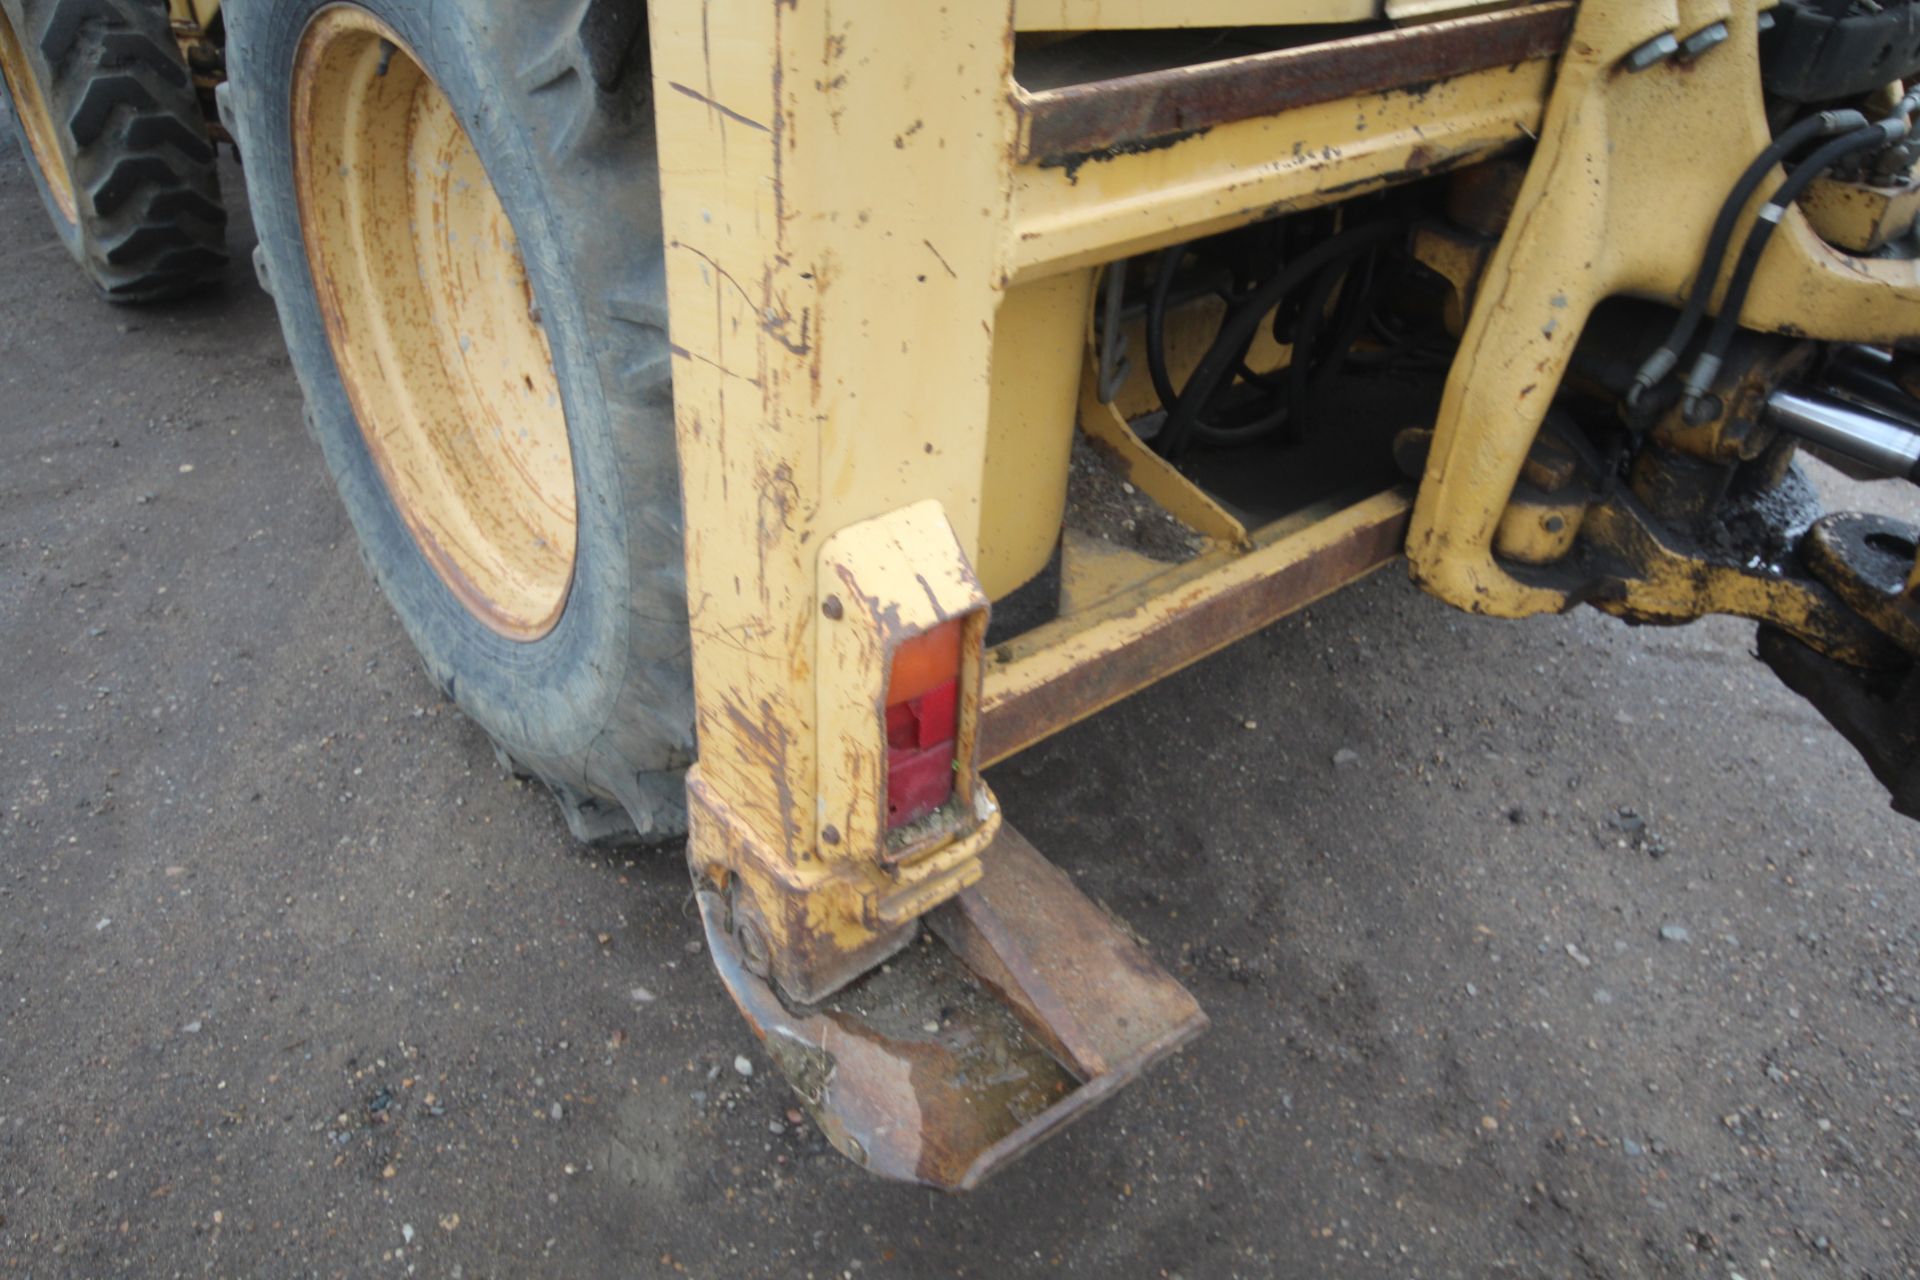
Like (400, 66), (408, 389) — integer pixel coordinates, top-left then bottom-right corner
(883, 618), (962, 831)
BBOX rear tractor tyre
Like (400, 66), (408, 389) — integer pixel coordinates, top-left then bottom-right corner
(226, 0), (694, 845)
(0, 0), (226, 301)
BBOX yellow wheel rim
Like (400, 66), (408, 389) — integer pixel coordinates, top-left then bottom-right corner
(293, 7), (576, 640)
(0, 3), (77, 225)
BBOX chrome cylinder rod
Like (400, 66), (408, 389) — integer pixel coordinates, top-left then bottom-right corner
(1765, 387), (1920, 483)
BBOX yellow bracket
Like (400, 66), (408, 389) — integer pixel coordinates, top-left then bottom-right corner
(1801, 169), (1920, 255)
(1408, 0), (1920, 620)
(1581, 496), (1900, 667)
(1078, 383), (1248, 550)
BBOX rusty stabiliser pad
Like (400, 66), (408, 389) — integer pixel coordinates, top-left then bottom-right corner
(697, 824), (1207, 1189)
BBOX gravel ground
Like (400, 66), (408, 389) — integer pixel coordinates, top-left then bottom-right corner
(5, 148), (1920, 1280)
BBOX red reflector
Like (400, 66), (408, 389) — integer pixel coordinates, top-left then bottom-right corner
(885, 699), (919, 751)
(885, 621), (965, 832)
(886, 742), (954, 830)
(914, 677), (958, 746)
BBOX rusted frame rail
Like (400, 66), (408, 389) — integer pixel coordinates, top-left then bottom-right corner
(1004, 12), (1565, 281)
(1016, 2), (1575, 164)
(981, 488), (1414, 764)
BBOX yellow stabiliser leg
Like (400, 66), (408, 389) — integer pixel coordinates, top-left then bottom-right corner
(646, 0), (1235, 1183)
(653, 0), (1018, 1011)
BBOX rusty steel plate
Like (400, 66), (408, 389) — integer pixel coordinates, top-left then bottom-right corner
(1018, 2), (1574, 165)
(696, 822), (1205, 1190)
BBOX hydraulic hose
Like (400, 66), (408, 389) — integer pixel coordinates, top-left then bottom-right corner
(1145, 244), (1189, 414)
(1624, 108), (1866, 411)
(1279, 255), (1350, 436)
(1154, 220), (1406, 458)
(1680, 99), (1920, 415)
(1144, 245), (1291, 443)
(1307, 246), (1383, 413)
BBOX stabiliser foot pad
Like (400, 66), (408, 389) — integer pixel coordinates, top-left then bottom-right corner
(696, 823), (1207, 1189)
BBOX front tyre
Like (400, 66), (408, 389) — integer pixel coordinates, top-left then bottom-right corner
(225, 0), (694, 842)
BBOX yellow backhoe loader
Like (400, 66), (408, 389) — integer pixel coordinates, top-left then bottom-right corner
(8, 0), (1920, 1188)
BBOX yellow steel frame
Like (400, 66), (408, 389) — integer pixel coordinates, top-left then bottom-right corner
(1013, 0), (1526, 29)
(1007, 56), (1552, 282)
(167, 0), (219, 33)
(651, 0), (1564, 1001)
(653, 0), (1920, 1003)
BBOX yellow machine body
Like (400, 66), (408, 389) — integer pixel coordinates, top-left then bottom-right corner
(645, 0), (1920, 1183)
(36, 0), (1913, 1189)
(653, 0), (1575, 1003)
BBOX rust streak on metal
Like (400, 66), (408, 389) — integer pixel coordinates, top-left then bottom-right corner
(1018, 2), (1573, 165)
(980, 491), (1412, 765)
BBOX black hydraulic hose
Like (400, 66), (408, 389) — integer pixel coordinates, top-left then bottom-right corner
(1234, 353), (1289, 392)
(1680, 103), (1920, 415)
(1279, 256), (1349, 434)
(1196, 324), (1291, 444)
(1624, 108), (1866, 411)
(1145, 244), (1187, 413)
(1307, 247), (1382, 412)
(1144, 244), (1312, 444)
(1277, 248), (1381, 438)
(1154, 220), (1406, 458)
(1146, 246), (1288, 440)
(1198, 387), (1291, 441)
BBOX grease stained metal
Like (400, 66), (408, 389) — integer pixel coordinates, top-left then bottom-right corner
(1806, 512), (1920, 655)
(1760, 627), (1920, 819)
(1039, 127), (1209, 184)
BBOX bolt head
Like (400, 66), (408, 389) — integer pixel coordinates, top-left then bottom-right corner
(1623, 31), (1680, 72)
(736, 917), (771, 977)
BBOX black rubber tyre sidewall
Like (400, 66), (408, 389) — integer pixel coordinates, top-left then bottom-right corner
(226, 0), (694, 831)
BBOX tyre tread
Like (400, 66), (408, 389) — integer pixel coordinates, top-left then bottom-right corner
(9, 0), (227, 302)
